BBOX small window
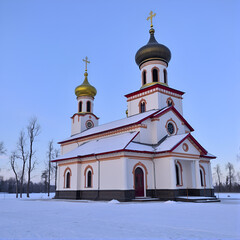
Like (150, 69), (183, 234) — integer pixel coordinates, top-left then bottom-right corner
(87, 101), (91, 112)
(87, 171), (92, 188)
(142, 71), (146, 85)
(79, 101), (82, 112)
(167, 122), (175, 135)
(164, 69), (167, 84)
(152, 69), (158, 82)
(66, 172), (70, 188)
(140, 102), (146, 113)
(167, 100), (172, 106)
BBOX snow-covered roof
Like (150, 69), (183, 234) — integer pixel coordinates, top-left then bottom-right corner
(59, 109), (162, 143)
(54, 131), (215, 162)
(155, 133), (189, 152)
(54, 132), (139, 161)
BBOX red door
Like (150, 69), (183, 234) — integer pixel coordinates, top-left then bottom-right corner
(135, 167), (144, 197)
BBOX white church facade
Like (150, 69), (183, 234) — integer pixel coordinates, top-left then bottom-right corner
(53, 14), (216, 201)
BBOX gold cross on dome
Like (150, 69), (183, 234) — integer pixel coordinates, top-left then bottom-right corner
(83, 56), (90, 71)
(147, 11), (156, 28)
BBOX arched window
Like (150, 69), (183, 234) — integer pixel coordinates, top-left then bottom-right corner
(142, 70), (146, 85)
(175, 161), (183, 186)
(84, 165), (94, 188)
(86, 101), (91, 112)
(166, 98), (174, 107)
(64, 168), (72, 189)
(199, 165), (206, 187)
(152, 68), (158, 82)
(79, 101), (82, 112)
(87, 170), (92, 188)
(163, 69), (167, 84)
(175, 164), (180, 185)
(66, 172), (70, 188)
(140, 102), (146, 113)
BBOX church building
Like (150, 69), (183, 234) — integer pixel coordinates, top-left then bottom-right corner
(52, 13), (216, 201)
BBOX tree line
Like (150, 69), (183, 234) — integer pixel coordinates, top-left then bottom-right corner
(214, 162), (240, 192)
(0, 117), (59, 198)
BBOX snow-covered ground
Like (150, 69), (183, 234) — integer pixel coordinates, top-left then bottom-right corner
(0, 193), (239, 240)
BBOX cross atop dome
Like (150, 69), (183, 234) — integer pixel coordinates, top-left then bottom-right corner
(147, 11), (156, 29)
(83, 56), (90, 72)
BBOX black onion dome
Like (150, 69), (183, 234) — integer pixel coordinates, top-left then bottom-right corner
(135, 28), (171, 67)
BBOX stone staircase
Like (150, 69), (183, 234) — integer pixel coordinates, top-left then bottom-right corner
(175, 196), (220, 203)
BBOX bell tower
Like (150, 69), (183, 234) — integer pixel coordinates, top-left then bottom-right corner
(125, 12), (184, 117)
(71, 57), (99, 136)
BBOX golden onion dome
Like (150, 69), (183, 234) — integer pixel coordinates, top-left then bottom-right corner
(135, 28), (171, 68)
(75, 72), (97, 98)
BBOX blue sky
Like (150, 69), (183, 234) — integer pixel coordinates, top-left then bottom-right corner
(0, 0), (239, 183)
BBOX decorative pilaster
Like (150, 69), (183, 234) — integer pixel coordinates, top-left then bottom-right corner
(170, 158), (176, 189)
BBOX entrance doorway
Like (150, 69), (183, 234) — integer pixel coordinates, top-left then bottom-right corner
(135, 167), (144, 197)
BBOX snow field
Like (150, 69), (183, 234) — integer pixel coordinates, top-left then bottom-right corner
(0, 193), (239, 240)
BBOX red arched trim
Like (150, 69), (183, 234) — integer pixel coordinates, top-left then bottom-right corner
(63, 167), (72, 188)
(138, 98), (147, 113)
(199, 164), (206, 187)
(176, 160), (183, 186)
(132, 162), (148, 189)
(166, 97), (175, 107)
(84, 165), (94, 188)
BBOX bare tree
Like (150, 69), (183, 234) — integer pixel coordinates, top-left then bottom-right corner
(17, 131), (29, 198)
(26, 117), (40, 197)
(0, 141), (6, 155)
(225, 162), (235, 191)
(214, 164), (222, 191)
(10, 151), (19, 198)
(53, 148), (60, 190)
(47, 140), (54, 197)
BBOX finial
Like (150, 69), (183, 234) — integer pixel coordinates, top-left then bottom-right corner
(147, 11), (156, 29)
(83, 56), (90, 72)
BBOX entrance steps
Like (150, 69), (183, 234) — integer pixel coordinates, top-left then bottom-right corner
(176, 196), (220, 203)
(132, 197), (159, 202)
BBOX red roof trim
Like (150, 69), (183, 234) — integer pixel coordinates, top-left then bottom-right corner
(125, 84), (185, 98)
(153, 106), (194, 132)
(200, 154), (216, 159)
(169, 133), (190, 152)
(71, 112), (99, 120)
(188, 135), (208, 155)
(167, 133), (207, 155)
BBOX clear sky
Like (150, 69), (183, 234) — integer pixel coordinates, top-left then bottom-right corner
(0, 0), (239, 183)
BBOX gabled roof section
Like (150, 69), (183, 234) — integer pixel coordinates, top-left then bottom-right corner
(152, 105), (194, 132)
(59, 108), (169, 144)
(53, 132), (139, 162)
(157, 133), (207, 155)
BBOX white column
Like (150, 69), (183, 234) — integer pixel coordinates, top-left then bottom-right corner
(170, 158), (176, 189)
(122, 158), (128, 190)
(208, 162), (213, 188)
(194, 160), (201, 189)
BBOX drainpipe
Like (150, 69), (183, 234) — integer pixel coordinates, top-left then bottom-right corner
(152, 147), (157, 198)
